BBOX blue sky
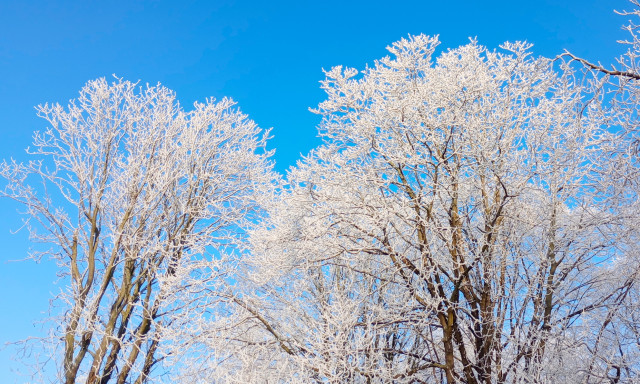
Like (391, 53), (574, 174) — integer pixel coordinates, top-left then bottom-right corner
(0, 0), (630, 381)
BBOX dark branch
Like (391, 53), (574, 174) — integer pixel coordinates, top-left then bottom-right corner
(558, 50), (640, 80)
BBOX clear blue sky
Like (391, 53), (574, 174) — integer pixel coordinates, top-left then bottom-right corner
(0, 0), (629, 382)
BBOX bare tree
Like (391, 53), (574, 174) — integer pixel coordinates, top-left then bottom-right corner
(197, 36), (640, 383)
(7, 11), (640, 383)
(1, 78), (275, 384)
(555, 3), (640, 381)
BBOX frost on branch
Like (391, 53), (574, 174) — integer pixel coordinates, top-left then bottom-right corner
(206, 35), (640, 383)
(4, 31), (640, 384)
(0, 78), (276, 384)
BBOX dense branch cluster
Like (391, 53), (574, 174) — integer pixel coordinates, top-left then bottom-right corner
(1, 79), (275, 383)
(216, 36), (640, 383)
(3, 5), (640, 384)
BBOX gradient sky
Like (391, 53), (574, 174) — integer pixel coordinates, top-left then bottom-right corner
(0, 0), (631, 382)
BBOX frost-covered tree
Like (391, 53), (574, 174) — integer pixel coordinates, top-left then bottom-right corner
(558, 3), (640, 381)
(1, 78), (275, 384)
(6, 22), (640, 384)
(199, 35), (640, 383)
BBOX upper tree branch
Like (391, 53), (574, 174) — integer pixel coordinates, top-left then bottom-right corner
(558, 50), (640, 80)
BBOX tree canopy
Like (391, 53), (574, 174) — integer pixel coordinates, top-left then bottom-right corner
(4, 7), (640, 384)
